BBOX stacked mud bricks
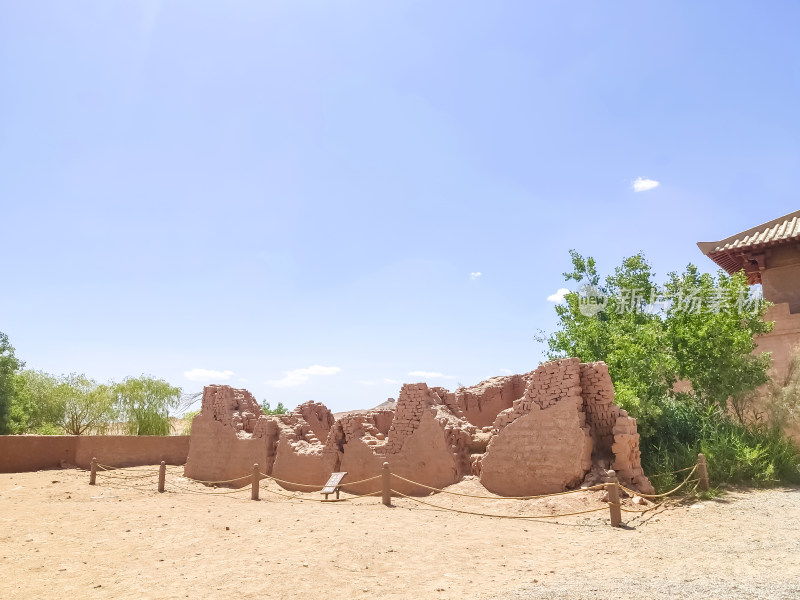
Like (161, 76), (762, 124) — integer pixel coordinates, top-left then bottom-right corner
(185, 360), (654, 496)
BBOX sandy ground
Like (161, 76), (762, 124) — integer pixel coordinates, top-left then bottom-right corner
(1, 467), (799, 600)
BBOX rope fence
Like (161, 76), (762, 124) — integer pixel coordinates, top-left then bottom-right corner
(86, 452), (711, 528)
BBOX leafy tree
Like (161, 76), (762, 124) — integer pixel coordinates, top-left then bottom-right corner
(538, 251), (800, 488)
(0, 331), (23, 434)
(663, 264), (772, 411)
(261, 400), (288, 415)
(114, 376), (181, 435)
(9, 370), (65, 434)
(539, 251), (773, 436)
(59, 374), (116, 435)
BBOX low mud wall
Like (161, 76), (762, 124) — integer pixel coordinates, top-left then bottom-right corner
(0, 436), (78, 473)
(0, 435), (190, 473)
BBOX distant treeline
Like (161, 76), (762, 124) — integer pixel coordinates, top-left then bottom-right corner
(0, 331), (186, 435)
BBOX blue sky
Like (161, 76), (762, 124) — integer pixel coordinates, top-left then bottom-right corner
(2, 1), (798, 413)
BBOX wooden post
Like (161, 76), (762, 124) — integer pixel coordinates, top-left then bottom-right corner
(606, 469), (621, 528)
(382, 462), (391, 506)
(251, 464), (260, 501)
(158, 461), (166, 493)
(697, 453), (710, 491)
(89, 457), (97, 486)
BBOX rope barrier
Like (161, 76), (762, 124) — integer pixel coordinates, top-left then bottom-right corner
(97, 471), (159, 481)
(180, 474), (253, 485)
(258, 472), (382, 490)
(337, 475), (382, 488)
(646, 465), (697, 477)
(390, 473), (606, 500)
(260, 484), (382, 503)
(96, 478), (155, 494)
(88, 461), (703, 523)
(390, 489), (610, 519)
(618, 465), (698, 499)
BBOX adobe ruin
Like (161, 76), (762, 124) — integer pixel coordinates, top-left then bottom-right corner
(185, 359), (654, 496)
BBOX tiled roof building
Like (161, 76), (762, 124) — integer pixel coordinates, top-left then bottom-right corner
(699, 209), (800, 444)
(698, 209), (800, 312)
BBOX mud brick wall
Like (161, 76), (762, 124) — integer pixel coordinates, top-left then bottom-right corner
(480, 359), (593, 495)
(202, 385), (262, 433)
(493, 359), (582, 430)
(385, 384), (432, 454)
(184, 359), (654, 496)
(446, 375), (527, 429)
(580, 362), (617, 458)
(0, 435), (189, 473)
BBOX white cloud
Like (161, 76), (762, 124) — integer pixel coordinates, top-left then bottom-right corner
(632, 177), (660, 192)
(408, 370), (457, 380)
(470, 272), (482, 280)
(547, 288), (570, 303)
(184, 368), (235, 382)
(500, 368), (513, 375)
(268, 365), (342, 388)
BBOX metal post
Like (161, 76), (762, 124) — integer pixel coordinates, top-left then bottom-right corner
(89, 457), (97, 486)
(251, 464), (260, 501)
(606, 469), (621, 527)
(382, 462), (391, 506)
(697, 453), (710, 491)
(158, 461), (166, 493)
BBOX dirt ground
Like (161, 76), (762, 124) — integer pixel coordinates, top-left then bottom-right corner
(1, 467), (799, 600)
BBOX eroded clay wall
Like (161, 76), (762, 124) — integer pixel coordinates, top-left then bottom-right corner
(0, 435), (190, 473)
(448, 375), (528, 428)
(579, 362), (653, 494)
(479, 359), (593, 495)
(185, 360), (653, 496)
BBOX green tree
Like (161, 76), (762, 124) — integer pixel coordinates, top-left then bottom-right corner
(59, 374), (116, 435)
(114, 376), (181, 435)
(540, 251), (773, 434)
(664, 265), (772, 411)
(538, 251), (800, 488)
(9, 370), (65, 434)
(260, 400), (288, 415)
(0, 331), (23, 434)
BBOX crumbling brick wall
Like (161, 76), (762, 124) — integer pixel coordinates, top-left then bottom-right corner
(479, 359), (593, 495)
(440, 375), (528, 429)
(579, 363), (653, 494)
(185, 360), (653, 496)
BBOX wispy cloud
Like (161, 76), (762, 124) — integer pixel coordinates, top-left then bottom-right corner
(184, 368), (235, 382)
(268, 365), (342, 387)
(547, 288), (570, 302)
(470, 272), (482, 280)
(500, 368), (513, 375)
(408, 370), (457, 380)
(632, 177), (660, 192)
